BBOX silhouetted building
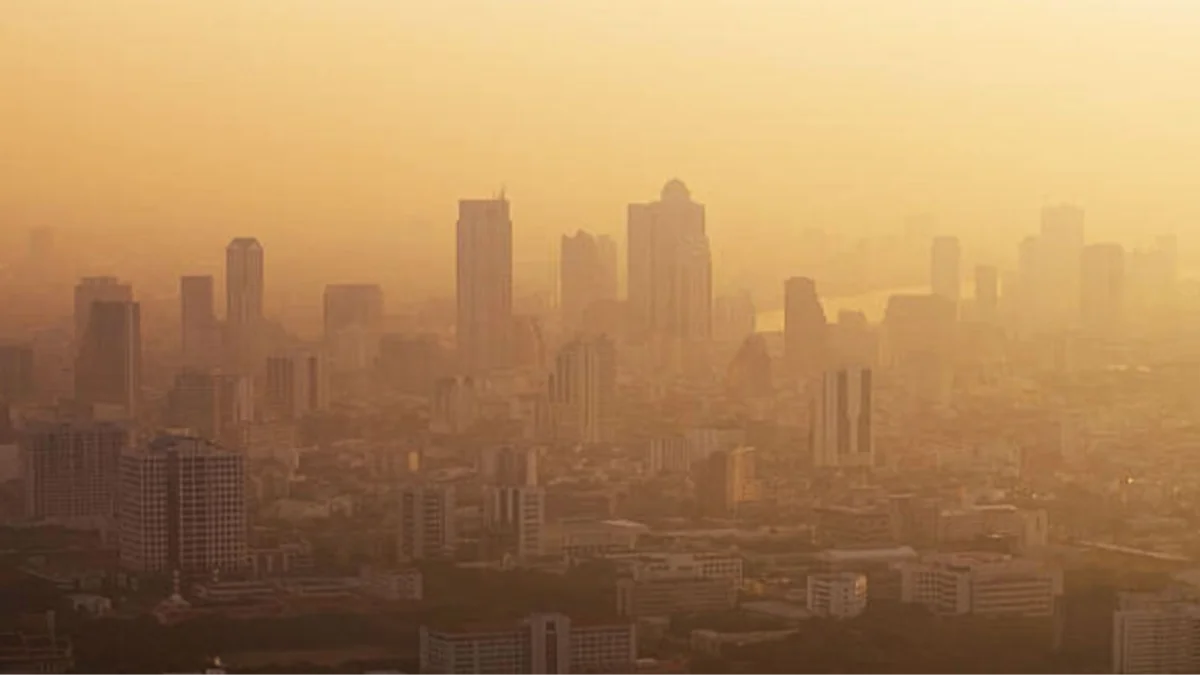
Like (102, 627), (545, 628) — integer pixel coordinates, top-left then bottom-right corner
(0, 344), (35, 402)
(225, 237), (265, 373)
(398, 485), (457, 561)
(696, 446), (756, 517)
(561, 230), (618, 333)
(783, 276), (827, 381)
(323, 283), (384, 374)
(180, 275), (220, 369)
(1039, 204), (1086, 327)
(725, 334), (772, 398)
(811, 367), (874, 469)
(483, 485), (546, 559)
(930, 236), (961, 308)
(550, 335), (616, 444)
(457, 197), (513, 373)
(166, 370), (224, 440)
(379, 333), (449, 395)
(74, 300), (141, 417)
(119, 435), (247, 574)
(21, 421), (127, 522)
(627, 180), (712, 372)
(714, 292), (756, 344)
(881, 294), (956, 408)
(264, 352), (326, 420)
(974, 265), (999, 321)
(1080, 242), (1125, 337)
(480, 446), (539, 487)
(73, 277), (132, 344)
(510, 315), (546, 371)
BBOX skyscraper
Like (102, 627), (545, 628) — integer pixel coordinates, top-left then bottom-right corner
(1040, 204), (1086, 325)
(21, 421), (128, 522)
(695, 446), (756, 517)
(561, 231), (618, 334)
(0, 344), (35, 403)
(930, 236), (961, 307)
(974, 265), (999, 321)
(225, 237), (265, 373)
(75, 300), (141, 416)
(118, 435), (247, 574)
(1080, 243), (1125, 336)
(480, 445), (539, 487)
(73, 277), (132, 344)
(264, 352), (326, 420)
(398, 485), (457, 561)
(483, 484), (546, 559)
(811, 367), (874, 469)
(627, 180), (712, 365)
(456, 197), (513, 373)
(180, 275), (219, 369)
(783, 277), (828, 381)
(881, 294), (956, 408)
(323, 283), (384, 374)
(550, 335), (616, 444)
(165, 369), (224, 441)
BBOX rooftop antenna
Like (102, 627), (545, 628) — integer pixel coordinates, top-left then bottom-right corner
(499, 183), (507, 201)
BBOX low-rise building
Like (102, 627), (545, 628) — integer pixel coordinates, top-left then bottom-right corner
(806, 572), (867, 619)
(897, 552), (1062, 618)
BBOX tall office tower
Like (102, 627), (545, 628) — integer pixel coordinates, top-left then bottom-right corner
(1040, 204), (1086, 325)
(74, 300), (141, 416)
(561, 230), (616, 334)
(430, 376), (479, 434)
(549, 335), (616, 444)
(483, 485), (546, 559)
(180, 276), (220, 369)
(1080, 243), (1126, 336)
(165, 370), (223, 440)
(783, 277), (828, 381)
(627, 180), (712, 360)
(118, 435), (247, 574)
(264, 352), (326, 420)
(811, 367), (874, 469)
(73, 277), (133, 344)
(21, 421), (128, 521)
(481, 445), (538, 486)
(725, 334), (773, 399)
(695, 446), (756, 517)
(456, 197), (513, 374)
(225, 237), (265, 373)
(974, 265), (999, 321)
(930, 236), (962, 307)
(0, 344), (35, 402)
(378, 334), (450, 395)
(323, 283), (384, 374)
(713, 291), (756, 344)
(830, 310), (877, 369)
(881, 294), (956, 408)
(398, 485), (457, 561)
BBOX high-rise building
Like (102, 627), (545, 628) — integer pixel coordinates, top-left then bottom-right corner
(225, 237), (265, 373)
(807, 572), (868, 619)
(811, 367), (874, 469)
(1080, 243), (1125, 336)
(627, 180), (712, 368)
(323, 284), (384, 374)
(713, 292), (757, 345)
(419, 613), (636, 675)
(695, 446), (756, 517)
(165, 370), (224, 440)
(21, 421), (128, 522)
(74, 300), (141, 416)
(974, 265), (999, 321)
(560, 231), (618, 334)
(378, 333), (450, 396)
(725, 334), (773, 399)
(1113, 589), (1200, 674)
(480, 446), (538, 487)
(484, 485), (546, 559)
(264, 352), (326, 420)
(457, 197), (513, 373)
(73, 277), (133, 344)
(1039, 204), (1086, 325)
(0, 344), (35, 402)
(180, 276), (220, 369)
(550, 336), (616, 444)
(783, 277), (828, 381)
(930, 236), (961, 307)
(881, 294), (956, 408)
(118, 435), (247, 574)
(398, 485), (457, 561)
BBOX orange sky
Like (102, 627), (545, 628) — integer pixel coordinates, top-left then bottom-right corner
(3, 1), (1200, 293)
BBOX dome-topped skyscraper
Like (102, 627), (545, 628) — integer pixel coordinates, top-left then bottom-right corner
(660, 178), (691, 202)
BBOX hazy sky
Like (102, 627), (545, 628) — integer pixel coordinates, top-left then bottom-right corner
(4, 1), (1200, 291)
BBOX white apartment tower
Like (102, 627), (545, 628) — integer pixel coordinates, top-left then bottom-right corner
(456, 197), (513, 374)
(118, 435), (247, 574)
(811, 366), (874, 469)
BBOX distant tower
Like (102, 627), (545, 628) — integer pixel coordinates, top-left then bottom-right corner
(974, 265), (999, 321)
(75, 300), (141, 416)
(550, 335), (617, 444)
(1080, 243), (1125, 337)
(560, 231), (618, 334)
(74, 277), (133, 345)
(398, 485), (457, 561)
(1040, 204), (1086, 326)
(180, 276), (219, 369)
(457, 197), (513, 373)
(811, 367), (874, 469)
(22, 421), (128, 521)
(264, 351), (327, 420)
(930, 236), (961, 308)
(783, 277), (827, 382)
(323, 284), (384, 374)
(225, 238), (265, 373)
